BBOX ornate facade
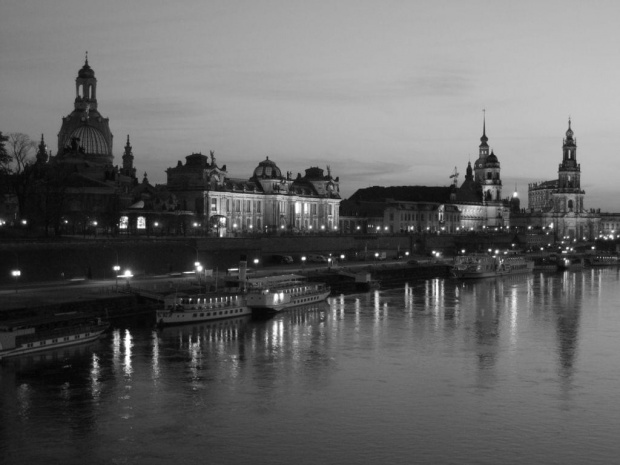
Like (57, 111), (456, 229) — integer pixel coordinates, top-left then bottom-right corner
(167, 152), (341, 236)
(24, 56), (142, 234)
(526, 120), (599, 240)
(455, 116), (511, 230)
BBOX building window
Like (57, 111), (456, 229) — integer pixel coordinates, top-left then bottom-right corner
(211, 198), (218, 213)
(256, 201), (262, 213)
(246, 201), (251, 213)
(119, 216), (129, 230)
(311, 204), (317, 215)
(137, 216), (146, 229)
(235, 200), (241, 212)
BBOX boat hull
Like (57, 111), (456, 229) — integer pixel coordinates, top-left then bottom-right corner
(451, 255), (534, 280)
(156, 305), (251, 326)
(249, 290), (331, 315)
(0, 324), (108, 361)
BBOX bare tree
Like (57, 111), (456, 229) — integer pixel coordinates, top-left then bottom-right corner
(0, 131), (9, 173)
(3, 133), (36, 220)
(7, 132), (36, 174)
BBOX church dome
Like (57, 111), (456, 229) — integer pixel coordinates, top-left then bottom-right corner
(70, 125), (110, 155)
(78, 60), (95, 79)
(253, 157), (282, 178)
(486, 151), (499, 164)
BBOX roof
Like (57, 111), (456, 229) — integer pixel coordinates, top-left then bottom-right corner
(348, 186), (454, 203)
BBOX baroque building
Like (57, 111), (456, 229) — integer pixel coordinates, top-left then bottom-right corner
(525, 120), (599, 240)
(340, 117), (514, 235)
(166, 152), (341, 236)
(47, 56), (139, 233)
(454, 116), (511, 230)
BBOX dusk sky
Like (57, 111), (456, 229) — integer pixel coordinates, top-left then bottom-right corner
(2, 0), (620, 211)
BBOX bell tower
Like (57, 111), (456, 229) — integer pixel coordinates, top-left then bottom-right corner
(558, 118), (580, 190)
(75, 52), (98, 113)
(553, 119), (585, 214)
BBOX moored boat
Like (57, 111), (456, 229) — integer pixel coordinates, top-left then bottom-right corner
(451, 255), (534, 279)
(245, 274), (331, 315)
(585, 253), (620, 267)
(156, 293), (250, 326)
(557, 255), (584, 271)
(0, 314), (109, 361)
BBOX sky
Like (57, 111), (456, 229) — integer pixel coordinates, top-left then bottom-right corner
(2, 0), (620, 211)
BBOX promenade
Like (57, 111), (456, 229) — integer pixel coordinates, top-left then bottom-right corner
(0, 258), (434, 313)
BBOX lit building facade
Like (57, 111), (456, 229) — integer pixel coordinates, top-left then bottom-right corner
(167, 152), (341, 236)
(526, 120), (600, 240)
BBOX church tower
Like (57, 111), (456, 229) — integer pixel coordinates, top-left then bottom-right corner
(57, 54), (114, 167)
(553, 119), (585, 214)
(121, 135), (136, 177)
(473, 113), (502, 202)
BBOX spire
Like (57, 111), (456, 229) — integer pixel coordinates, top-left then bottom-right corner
(85, 50), (88, 66)
(565, 117), (574, 141)
(480, 109), (488, 146)
(122, 134), (135, 175)
(36, 134), (48, 164)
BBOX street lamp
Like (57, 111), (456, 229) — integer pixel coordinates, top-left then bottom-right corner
(301, 256), (306, 269)
(11, 269), (20, 293)
(123, 269), (133, 288)
(113, 265), (120, 290)
(196, 263), (203, 287)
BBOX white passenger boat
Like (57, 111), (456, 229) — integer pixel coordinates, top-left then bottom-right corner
(0, 314), (109, 361)
(451, 255), (534, 279)
(585, 253), (619, 267)
(156, 293), (251, 326)
(245, 274), (331, 315)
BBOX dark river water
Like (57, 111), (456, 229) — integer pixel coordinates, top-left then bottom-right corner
(2, 269), (620, 465)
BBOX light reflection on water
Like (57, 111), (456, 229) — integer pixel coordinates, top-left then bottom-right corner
(2, 269), (620, 464)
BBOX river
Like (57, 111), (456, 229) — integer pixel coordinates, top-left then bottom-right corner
(2, 268), (620, 464)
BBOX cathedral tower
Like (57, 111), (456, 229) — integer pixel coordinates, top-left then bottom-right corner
(57, 54), (114, 166)
(473, 113), (502, 202)
(553, 119), (585, 214)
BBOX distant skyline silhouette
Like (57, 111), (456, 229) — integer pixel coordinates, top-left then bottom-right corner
(2, 0), (619, 212)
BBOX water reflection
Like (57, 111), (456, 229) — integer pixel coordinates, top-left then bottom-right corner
(3, 271), (620, 464)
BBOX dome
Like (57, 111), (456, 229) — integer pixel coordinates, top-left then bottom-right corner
(253, 157), (282, 178)
(78, 60), (95, 79)
(474, 156), (486, 169)
(486, 151), (499, 164)
(69, 125), (110, 156)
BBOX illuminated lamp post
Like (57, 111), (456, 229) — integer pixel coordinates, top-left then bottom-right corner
(123, 269), (133, 288)
(301, 256), (306, 270)
(113, 265), (121, 290)
(11, 269), (21, 293)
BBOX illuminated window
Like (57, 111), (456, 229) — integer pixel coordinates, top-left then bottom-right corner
(137, 216), (146, 229)
(119, 216), (129, 229)
(211, 198), (218, 213)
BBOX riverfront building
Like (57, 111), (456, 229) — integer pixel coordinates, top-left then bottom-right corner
(514, 120), (601, 241)
(340, 118), (516, 234)
(166, 152), (341, 236)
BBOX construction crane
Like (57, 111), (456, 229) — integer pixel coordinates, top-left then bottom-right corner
(449, 166), (459, 186)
